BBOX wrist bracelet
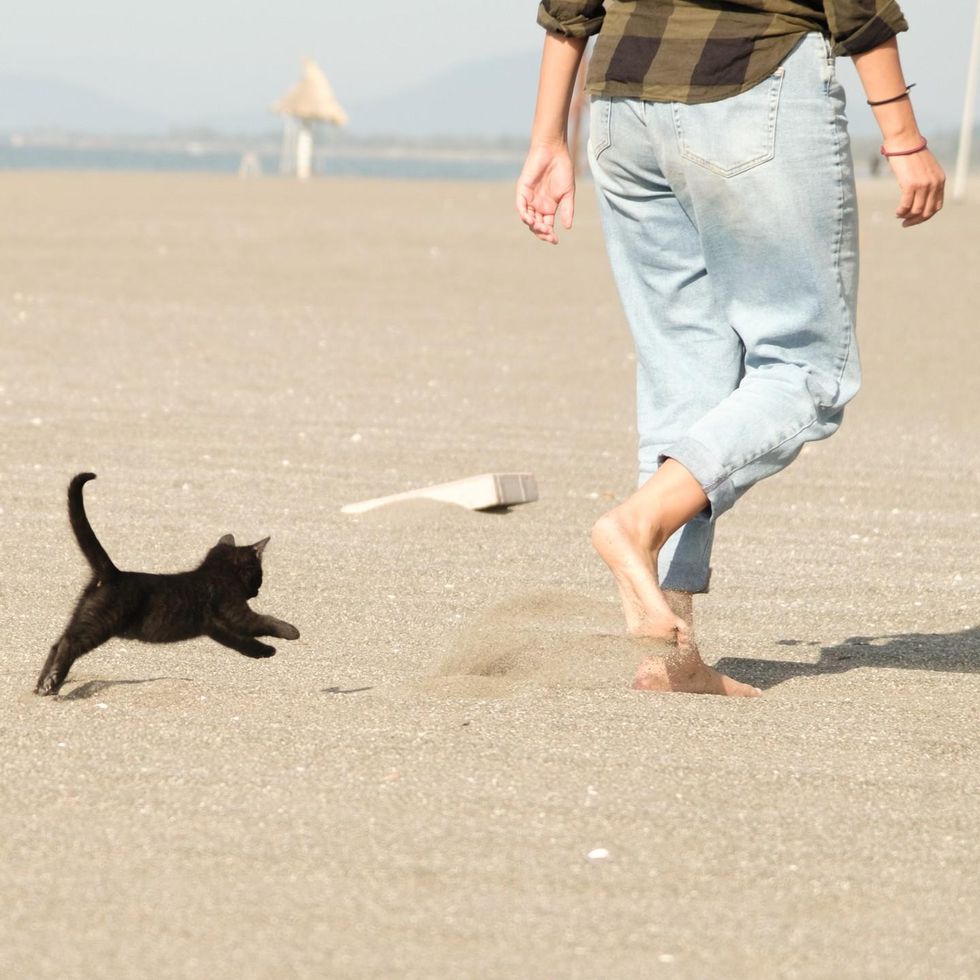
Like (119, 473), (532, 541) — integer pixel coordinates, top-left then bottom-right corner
(868, 83), (916, 107)
(880, 138), (928, 158)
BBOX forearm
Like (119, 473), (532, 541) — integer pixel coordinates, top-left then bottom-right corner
(851, 37), (922, 150)
(530, 33), (588, 148)
(850, 35), (944, 225)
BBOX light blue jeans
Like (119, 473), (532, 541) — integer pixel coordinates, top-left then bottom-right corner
(588, 33), (859, 593)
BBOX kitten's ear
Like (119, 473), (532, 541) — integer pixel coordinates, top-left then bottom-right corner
(252, 537), (270, 557)
(218, 534), (236, 547)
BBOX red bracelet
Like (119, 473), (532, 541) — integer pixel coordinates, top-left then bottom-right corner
(880, 139), (928, 157)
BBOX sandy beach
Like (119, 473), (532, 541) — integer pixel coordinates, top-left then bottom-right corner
(1, 171), (978, 978)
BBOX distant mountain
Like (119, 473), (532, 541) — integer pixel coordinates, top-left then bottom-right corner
(1, 50), (970, 143)
(0, 51), (541, 139)
(0, 74), (169, 133)
(344, 50), (540, 139)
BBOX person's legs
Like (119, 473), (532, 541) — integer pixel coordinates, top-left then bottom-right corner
(657, 33), (860, 517)
(589, 95), (761, 696)
(592, 460), (763, 696)
(588, 35), (857, 695)
(588, 94), (744, 597)
(591, 460), (707, 636)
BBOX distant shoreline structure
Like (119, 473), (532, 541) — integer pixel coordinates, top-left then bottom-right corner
(1, 127), (975, 180)
(0, 129), (530, 181)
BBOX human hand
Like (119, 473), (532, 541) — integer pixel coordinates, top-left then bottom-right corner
(886, 146), (945, 227)
(516, 143), (575, 245)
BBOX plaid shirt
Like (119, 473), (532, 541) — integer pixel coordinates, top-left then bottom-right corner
(538, 1), (908, 103)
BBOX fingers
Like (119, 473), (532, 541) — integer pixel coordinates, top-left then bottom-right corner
(896, 185), (938, 227)
(514, 147), (576, 244)
(516, 185), (537, 225)
(557, 194), (575, 230)
(896, 185), (928, 227)
(894, 184), (917, 222)
(516, 186), (551, 242)
(898, 183), (944, 227)
(912, 175), (945, 226)
(526, 208), (555, 244)
(926, 177), (945, 216)
(890, 152), (945, 227)
(517, 191), (568, 245)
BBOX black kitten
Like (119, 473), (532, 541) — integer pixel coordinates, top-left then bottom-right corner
(35, 473), (300, 696)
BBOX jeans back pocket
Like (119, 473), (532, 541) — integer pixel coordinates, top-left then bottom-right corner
(671, 69), (784, 178)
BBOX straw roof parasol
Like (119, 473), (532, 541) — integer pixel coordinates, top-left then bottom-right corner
(274, 57), (348, 126)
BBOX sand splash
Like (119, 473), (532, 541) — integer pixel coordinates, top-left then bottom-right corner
(418, 590), (658, 698)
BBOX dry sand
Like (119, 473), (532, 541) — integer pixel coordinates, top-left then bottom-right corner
(1, 172), (978, 979)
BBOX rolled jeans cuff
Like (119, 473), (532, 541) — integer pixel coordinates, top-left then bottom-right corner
(660, 436), (737, 519)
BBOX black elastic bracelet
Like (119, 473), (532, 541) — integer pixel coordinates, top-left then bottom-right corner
(867, 83), (916, 107)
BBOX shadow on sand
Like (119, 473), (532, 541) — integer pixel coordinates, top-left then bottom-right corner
(57, 677), (190, 701)
(714, 625), (980, 691)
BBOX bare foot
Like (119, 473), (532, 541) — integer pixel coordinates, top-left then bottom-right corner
(632, 631), (762, 697)
(633, 656), (762, 697)
(591, 472), (758, 697)
(591, 508), (678, 638)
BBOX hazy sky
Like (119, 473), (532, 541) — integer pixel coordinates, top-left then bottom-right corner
(4, 1), (977, 135)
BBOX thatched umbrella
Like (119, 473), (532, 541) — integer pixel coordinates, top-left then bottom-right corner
(273, 57), (348, 179)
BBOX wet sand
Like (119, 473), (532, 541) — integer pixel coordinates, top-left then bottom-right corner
(1, 172), (978, 978)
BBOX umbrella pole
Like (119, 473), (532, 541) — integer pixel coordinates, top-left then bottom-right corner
(953, 0), (980, 201)
(296, 121), (313, 180)
(280, 118), (293, 175)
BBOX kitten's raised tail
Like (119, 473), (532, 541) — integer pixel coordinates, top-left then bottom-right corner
(68, 473), (118, 580)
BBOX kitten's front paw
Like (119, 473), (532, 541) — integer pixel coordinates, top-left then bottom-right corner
(279, 623), (300, 641)
(245, 642), (276, 658)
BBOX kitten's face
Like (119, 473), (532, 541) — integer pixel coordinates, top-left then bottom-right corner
(212, 535), (268, 598)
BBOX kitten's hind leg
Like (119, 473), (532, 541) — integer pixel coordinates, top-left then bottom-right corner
(36, 638), (72, 696)
(35, 630), (110, 696)
(207, 623), (276, 659)
(36, 586), (125, 695)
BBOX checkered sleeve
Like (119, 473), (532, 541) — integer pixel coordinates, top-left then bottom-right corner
(824, 1), (908, 56)
(537, 1), (606, 38)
